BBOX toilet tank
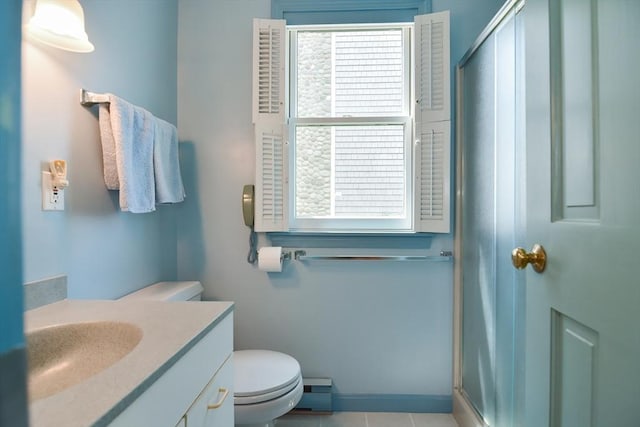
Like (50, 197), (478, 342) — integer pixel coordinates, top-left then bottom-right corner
(120, 281), (203, 302)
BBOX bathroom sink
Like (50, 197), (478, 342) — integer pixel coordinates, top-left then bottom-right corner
(27, 321), (143, 401)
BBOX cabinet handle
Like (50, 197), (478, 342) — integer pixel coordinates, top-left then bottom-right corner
(207, 388), (229, 410)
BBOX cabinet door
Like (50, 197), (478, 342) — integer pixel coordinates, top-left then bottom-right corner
(185, 356), (234, 427)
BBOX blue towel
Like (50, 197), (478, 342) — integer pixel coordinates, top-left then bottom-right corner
(109, 96), (156, 213)
(153, 118), (185, 204)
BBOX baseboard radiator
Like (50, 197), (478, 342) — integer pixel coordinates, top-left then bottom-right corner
(292, 378), (333, 414)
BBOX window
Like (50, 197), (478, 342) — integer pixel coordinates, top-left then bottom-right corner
(291, 25), (411, 231)
(252, 12), (450, 233)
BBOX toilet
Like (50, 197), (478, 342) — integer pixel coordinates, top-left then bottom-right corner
(120, 281), (303, 427)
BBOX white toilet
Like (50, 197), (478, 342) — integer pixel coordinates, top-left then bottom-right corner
(120, 281), (303, 427)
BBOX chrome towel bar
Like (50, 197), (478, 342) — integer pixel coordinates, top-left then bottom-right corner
(292, 250), (453, 262)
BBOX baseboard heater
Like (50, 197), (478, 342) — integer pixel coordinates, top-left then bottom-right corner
(292, 378), (333, 414)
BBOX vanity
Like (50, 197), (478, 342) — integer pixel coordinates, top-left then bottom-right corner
(25, 299), (234, 427)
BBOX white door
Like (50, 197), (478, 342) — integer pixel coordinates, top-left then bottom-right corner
(523, 0), (640, 426)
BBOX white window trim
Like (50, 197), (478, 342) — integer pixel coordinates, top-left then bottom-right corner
(252, 11), (451, 234)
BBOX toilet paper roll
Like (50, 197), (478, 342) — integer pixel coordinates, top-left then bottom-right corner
(258, 246), (283, 272)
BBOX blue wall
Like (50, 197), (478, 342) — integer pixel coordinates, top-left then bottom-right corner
(433, 0), (506, 65)
(1, 0), (23, 353)
(21, 0), (179, 299)
(177, 0), (505, 404)
(13, 0), (505, 410)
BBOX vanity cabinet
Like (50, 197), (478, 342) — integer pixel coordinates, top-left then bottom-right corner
(182, 355), (233, 426)
(109, 312), (234, 427)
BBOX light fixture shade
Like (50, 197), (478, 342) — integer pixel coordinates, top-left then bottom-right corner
(27, 0), (94, 53)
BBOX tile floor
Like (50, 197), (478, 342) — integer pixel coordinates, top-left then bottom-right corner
(276, 412), (459, 427)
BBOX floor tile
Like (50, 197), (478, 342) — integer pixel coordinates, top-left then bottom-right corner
(411, 413), (459, 427)
(276, 414), (322, 427)
(366, 412), (414, 427)
(277, 411), (458, 427)
(277, 412), (368, 427)
(321, 412), (368, 427)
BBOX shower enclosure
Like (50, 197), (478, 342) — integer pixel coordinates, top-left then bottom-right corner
(453, 2), (525, 426)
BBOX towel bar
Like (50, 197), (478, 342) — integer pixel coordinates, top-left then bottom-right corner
(80, 89), (110, 106)
(293, 250), (453, 262)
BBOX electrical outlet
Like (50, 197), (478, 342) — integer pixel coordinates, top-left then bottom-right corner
(42, 171), (65, 211)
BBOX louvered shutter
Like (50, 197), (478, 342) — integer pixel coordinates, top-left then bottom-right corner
(414, 11), (451, 233)
(253, 19), (288, 232)
(415, 121), (450, 232)
(415, 11), (451, 123)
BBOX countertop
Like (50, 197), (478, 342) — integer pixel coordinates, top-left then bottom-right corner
(25, 299), (234, 427)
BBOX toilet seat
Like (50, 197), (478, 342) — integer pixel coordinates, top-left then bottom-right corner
(234, 350), (302, 405)
(234, 375), (303, 426)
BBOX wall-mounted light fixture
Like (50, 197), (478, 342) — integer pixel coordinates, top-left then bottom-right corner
(26, 0), (94, 53)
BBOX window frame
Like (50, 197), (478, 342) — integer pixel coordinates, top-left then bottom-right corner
(272, 0), (431, 26)
(251, 12), (451, 234)
(286, 23), (416, 232)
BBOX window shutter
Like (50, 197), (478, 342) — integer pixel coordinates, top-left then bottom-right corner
(415, 11), (450, 123)
(253, 18), (288, 232)
(255, 124), (288, 231)
(415, 121), (450, 233)
(253, 19), (286, 123)
(414, 11), (450, 233)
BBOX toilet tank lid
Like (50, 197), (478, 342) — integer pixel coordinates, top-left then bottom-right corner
(120, 281), (203, 302)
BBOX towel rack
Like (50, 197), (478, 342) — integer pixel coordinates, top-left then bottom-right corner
(292, 250), (453, 262)
(80, 89), (109, 106)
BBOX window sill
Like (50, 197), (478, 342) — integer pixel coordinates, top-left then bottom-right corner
(267, 231), (437, 250)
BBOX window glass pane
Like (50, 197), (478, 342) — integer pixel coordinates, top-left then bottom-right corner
(296, 32), (333, 117)
(295, 126), (333, 217)
(296, 29), (405, 118)
(295, 125), (406, 219)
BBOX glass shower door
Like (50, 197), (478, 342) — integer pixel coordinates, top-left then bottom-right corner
(458, 7), (524, 426)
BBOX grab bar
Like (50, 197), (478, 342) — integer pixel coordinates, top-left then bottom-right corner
(293, 250), (453, 262)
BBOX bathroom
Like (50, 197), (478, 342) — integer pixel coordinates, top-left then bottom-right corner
(3, 0), (639, 426)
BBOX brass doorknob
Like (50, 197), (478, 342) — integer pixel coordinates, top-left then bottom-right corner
(511, 244), (547, 273)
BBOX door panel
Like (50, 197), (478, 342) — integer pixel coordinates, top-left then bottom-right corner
(552, 0), (598, 214)
(524, 0), (640, 426)
(550, 311), (598, 427)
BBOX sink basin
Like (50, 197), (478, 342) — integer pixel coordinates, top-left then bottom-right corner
(27, 321), (143, 401)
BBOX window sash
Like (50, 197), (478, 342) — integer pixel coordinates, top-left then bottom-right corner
(288, 118), (413, 231)
(288, 25), (412, 120)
